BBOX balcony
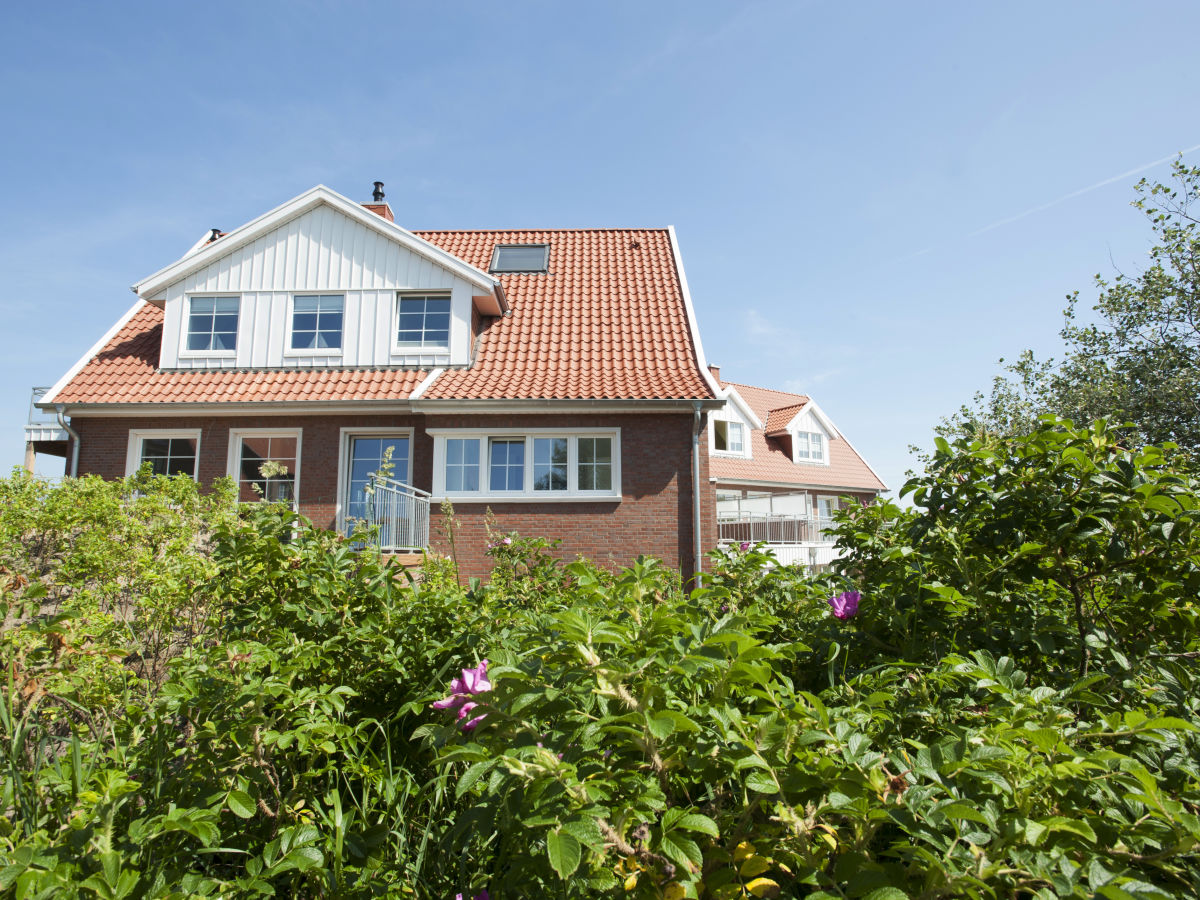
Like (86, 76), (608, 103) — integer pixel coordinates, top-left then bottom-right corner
(717, 512), (841, 570)
(362, 476), (432, 553)
(24, 387), (69, 470)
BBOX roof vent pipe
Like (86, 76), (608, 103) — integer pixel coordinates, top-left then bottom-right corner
(372, 181), (385, 202)
(209, 228), (221, 243)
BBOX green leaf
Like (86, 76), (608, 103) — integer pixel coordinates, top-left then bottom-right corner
(860, 889), (911, 900)
(547, 829), (581, 880)
(674, 812), (719, 837)
(226, 790), (256, 819)
(745, 771), (778, 793)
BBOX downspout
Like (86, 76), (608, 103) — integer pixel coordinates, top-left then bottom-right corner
(56, 405), (80, 477)
(692, 401), (703, 586)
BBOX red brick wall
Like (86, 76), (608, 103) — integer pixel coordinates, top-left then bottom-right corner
(69, 410), (714, 578)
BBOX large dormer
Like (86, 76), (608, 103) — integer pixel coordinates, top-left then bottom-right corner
(132, 185), (507, 372)
(765, 399), (840, 467)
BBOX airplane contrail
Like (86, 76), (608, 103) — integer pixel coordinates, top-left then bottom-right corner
(967, 143), (1200, 238)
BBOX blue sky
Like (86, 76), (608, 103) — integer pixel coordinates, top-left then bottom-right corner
(3, 1), (1199, 496)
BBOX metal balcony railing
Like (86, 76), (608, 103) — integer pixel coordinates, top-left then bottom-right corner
(717, 512), (838, 546)
(25, 387), (68, 443)
(364, 476), (431, 552)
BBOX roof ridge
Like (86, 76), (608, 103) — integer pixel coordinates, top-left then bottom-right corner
(413, 227), (671, 234)
(723, 380), (810, 400)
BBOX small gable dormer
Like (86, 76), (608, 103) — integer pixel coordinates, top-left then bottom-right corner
(710, 385), (762, 459)
(765, 400), (840, 467)
(132, 185), (506, 372)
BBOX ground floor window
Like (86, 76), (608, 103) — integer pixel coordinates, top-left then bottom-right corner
(228, 429), (300, 504)
(125, 429), (201, 478)
(428, 428), (621, 501)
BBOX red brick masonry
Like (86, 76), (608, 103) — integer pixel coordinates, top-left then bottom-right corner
(70, 412), (716, 578)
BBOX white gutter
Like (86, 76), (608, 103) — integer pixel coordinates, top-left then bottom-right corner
(56, 405), (80, 477)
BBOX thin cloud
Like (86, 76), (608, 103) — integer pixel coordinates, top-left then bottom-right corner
(967, 144), (1200, 238)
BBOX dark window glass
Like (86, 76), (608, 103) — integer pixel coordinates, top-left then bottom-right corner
(291, 295), (343, 350)
(396, 295), (451, 348)
(491, 244), (549, 273)
(489, 438), (525, 491)
(187, 297), (238, 352)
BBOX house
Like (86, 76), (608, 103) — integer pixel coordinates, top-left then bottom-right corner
(25, 182), (884, 577)
(26, 183), (725, 577)
(706, 374), (886, 569)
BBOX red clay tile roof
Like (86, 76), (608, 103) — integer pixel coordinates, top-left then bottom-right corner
(764, 402), (808, 435)
(710, 381), (886, 492)
(415, 229), (712, 400)
(51, 226), (714, 406)
(51, 304), (429, 405)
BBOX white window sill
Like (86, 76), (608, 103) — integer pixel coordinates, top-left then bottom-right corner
(179, 350), (237, 359)
(283, 349), (344, 358)
(712, 450), (751, 459)
(433, 493), (621, 504)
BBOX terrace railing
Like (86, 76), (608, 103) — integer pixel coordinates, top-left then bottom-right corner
(717, 512), (837, 546)
(364, 476), (431, 552)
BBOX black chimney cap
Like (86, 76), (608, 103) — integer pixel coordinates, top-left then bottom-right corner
(372, 181), (385, 202)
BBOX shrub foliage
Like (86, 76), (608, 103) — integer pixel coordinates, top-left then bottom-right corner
(1, 418), (1199, 898)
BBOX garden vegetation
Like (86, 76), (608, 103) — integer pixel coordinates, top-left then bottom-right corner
(1, 417), (1199, 898)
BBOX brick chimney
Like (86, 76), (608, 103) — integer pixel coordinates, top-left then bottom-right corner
(708, 364), (721, 382)
(362, 181), (394, 223)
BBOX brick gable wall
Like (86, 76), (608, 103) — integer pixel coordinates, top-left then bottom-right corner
(69, 411), (715, 579)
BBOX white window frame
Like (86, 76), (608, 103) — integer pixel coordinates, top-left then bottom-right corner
(794, 430), (828, 466)
(227, 428), (302, 507)
(428, 427), (621, 502)
(284, 293), (345, 357)
(125, 429), (202, 479)
(393, 292), (453, 353)
(335, 427), (415, 532)
(710, 418), (750, 458)
(180, 293), (240, 359)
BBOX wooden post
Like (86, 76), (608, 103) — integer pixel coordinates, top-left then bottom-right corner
(24, 441), (36, 474)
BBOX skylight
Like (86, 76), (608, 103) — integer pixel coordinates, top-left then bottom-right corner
(490, 244), (549, 273)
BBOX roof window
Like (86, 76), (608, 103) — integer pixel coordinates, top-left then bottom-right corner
(490, 244), (549, 273)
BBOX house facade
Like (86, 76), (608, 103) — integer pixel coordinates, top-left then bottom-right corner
(28, 184), (724, 577)
(26, 183), (885, 577)
(706, 375), (886, 568)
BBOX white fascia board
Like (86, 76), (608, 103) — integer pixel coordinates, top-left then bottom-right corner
(667, 225), (722, 399)
(131, 185), (501, 300)
(48, 400), (418, 417)
(409, 367), (443, 400)
(836, 430), (889, 492)
(712, 476), (886, 494)
(39, 300), (147, 406)
(721, 386), (764, 431)
(785, 399), (842, 441)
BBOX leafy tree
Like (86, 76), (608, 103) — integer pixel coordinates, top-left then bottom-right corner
(945, 159), (1200, 457)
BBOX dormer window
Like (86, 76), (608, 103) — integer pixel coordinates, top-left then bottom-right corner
(396, 293), (451, 349)
(186, 297), (239, 353)
(795, 431), (826, 463)
(713, 420), (745, 454)
(290, 295), (343, 351)
(490, 244), (549, 273)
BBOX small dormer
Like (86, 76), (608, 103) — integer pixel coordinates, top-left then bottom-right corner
(710, 385), (762, 459)
(765, 400), (840, 467)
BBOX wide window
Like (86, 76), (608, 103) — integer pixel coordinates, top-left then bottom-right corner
(186, 297), (239, 352)
(344, 434), (411, 525)
(795, 431), (826, 463)
(430, 429), (620, 500)
(490, 244), (549, 273)
(396, 294), (451, 349)
(713, 420), (745, 454)
(291, 295), (343, 351)
(228, 430), (300, 504)
(125, 430), (201, 479)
